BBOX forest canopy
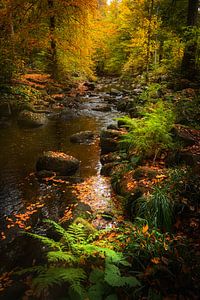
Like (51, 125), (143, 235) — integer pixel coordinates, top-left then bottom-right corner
(0, 0), (199, 82)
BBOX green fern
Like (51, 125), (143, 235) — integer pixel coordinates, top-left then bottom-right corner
(47, 251), (77, 264)
(25, 232), (62, 251)
(32, 267), (86, 292)
(15, 265), (45, 276)
(67, 223), (88, 244)
(88, 281), (108, 300)
(44, 220), (78, 249)
(18, 220), (140, 299)
(118, 101), (175, 158)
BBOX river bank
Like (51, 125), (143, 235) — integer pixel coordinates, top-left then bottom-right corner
(0, 75), (200, 299)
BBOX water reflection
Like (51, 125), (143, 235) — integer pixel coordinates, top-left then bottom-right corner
(0, 115), (104, 221)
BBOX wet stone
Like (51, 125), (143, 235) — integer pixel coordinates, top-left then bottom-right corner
(36, 151), (80, 175)
(100, 162), (116, 176)
(92, 104), (111, 112)
(70, 130), (98, 144)
(18, 110), (47, 128)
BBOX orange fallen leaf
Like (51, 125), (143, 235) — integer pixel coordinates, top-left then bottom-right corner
(151, 257), (160, 264)
(142, 224), (149, 234)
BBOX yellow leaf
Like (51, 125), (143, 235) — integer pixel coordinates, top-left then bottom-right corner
(156, 174), (166, 179)
(142, 224), (148, 233)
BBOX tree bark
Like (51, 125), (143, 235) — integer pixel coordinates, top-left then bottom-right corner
(181, 0), (199, 79)
(48, 0), (58, 78)
(146, 0), (154, 83)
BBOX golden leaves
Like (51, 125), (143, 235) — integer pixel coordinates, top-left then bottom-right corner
(72, 176), (112, 211)
(59, 204), (76, 223)
(3, 202), (45, 239)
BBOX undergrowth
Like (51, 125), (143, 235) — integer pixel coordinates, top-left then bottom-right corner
(17, 219), (140, 299)
(118, 101), (175, 159)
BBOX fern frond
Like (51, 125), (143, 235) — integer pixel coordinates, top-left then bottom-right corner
(15, 265), (45, 276)
(103, 248), (130, 266)
(44, 219), (75, 248)
(25, 232), (62, 250)
(67, 223), (87, 244)
(47, 251), (77, 264)
(88, 282), (106, 300)
(32, 267), (86, 292)
(70, 280), (86, 298)
(89, 269), (104, 283)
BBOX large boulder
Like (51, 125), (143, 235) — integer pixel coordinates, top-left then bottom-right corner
(36, 151), (80, 175)
(70, 131), (98, 144)
(18, 110), (47, 128)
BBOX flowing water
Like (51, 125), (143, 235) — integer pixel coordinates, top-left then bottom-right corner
(0, 92), (121, 251)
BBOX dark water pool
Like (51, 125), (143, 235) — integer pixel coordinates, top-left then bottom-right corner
(0, 99), (120, 246)
(0, 116), (99, 216)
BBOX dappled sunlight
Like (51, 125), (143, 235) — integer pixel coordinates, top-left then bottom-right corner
(72, 175), (112, 211)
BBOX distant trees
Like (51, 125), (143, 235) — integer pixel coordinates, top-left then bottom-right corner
(0, 0), (199, 82)
(0, 0), (98, 81)
(94, 0), (199, 80)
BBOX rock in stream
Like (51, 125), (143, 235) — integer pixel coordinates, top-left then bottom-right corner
(36, 151), (80, 175)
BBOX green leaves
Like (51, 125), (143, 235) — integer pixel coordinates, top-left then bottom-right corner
(105, 262), (140, 288)
(88, 263), (140, 300)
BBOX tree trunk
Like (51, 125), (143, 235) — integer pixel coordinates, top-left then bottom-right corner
(145, 0), (154, 83)
(8, 0), (14, 38)
(48, 0), (58, 78)
(181, 0), (199, 79)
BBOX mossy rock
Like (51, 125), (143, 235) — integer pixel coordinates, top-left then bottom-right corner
(133, 166), (159, 180)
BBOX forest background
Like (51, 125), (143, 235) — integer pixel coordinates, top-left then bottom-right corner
(0, 0), (199, 83)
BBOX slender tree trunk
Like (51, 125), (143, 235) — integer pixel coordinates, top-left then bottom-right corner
(146, 0), (154, 83)
(159, 40), (163, 64)
(181, 0), (199, 79)
(48, 0), (58, 78)
(8, 1), (14, 38)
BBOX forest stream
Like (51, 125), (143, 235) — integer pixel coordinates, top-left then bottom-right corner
(0, 78), (125, 275)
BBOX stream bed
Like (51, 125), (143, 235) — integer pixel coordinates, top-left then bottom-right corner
(0, 84), (124, 272)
